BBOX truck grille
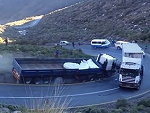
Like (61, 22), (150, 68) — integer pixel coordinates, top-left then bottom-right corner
(122, 76), (135, 83)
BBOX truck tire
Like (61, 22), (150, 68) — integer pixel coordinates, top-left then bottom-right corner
(119, 85), (122, 88)
(117, 46), (121, 50)
(54, 77), (64, 85)
(136, 85), (140, 90)
(135, 82), (141, 90)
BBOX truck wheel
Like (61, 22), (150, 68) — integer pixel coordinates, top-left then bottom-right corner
(119, 85), (122, 88)
(54, 77), (64, 85)
(136, 86), (140, 90)
(135, 84), (140, 90)
(117, 46), (121, 50)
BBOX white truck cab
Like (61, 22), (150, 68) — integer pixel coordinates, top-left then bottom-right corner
(119, 43), (144, 89)
(96, 54), (116, 71)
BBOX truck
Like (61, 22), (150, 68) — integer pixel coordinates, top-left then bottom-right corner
(12, 54), (116, 84)
(119, 43), (144, 89)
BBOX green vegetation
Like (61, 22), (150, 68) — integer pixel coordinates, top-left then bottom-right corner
(115, 99), (129, 109)
(1, 98), (150, 113)
(0, 104), (25, 112)
(0, 44), (90, 58)
(137, 99), (150, 107)
(74, 98), (150, 113)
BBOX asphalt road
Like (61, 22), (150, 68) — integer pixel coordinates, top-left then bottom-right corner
(0, 45), (150, 109)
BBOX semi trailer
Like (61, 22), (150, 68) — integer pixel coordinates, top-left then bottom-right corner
(12, 54), (116, 84)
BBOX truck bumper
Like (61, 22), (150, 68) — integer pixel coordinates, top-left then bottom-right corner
(119, 82), (140, 89)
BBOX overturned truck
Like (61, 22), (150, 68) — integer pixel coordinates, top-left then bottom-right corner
(12, 54), (116, 84)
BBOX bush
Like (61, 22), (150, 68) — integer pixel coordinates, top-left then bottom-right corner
(119, 107), (128, 112)
(111, 109), (123, 113)
(136, 105), (145, 111)
(137, 99), (150, 107)
(0, 44), (91, 58)
(143, 107), (150, 113)
(77, 107), (108, 113)
(99, 109), (108, 113)
(116, 99), (129, 109)
(7, 105), (19, 111)
(129, 107), (138, 113)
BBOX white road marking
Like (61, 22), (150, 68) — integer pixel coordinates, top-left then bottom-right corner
(68, 89), (150, 109)
(0, 87), (119, 99)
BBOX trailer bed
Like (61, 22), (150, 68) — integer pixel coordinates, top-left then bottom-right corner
(14, 58), (83, 70)
(20, 63), (64, 70)
(12, 58), (103, 82)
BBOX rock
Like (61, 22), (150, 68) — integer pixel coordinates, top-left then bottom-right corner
(0, 108), (10, 113)
(12, 111), (22, 113)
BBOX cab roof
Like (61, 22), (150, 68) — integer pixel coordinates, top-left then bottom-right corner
(122, 43), (143, 53)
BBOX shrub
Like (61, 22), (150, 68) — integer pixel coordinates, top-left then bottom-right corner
(143, 107), (150, 113)
(0, 44), (90, 58)
(119, 107), (128, 112)
(116, 99), (129, 109)
(136, 105), (145, 111)
(7, 105), (19, 111)
(137, 99), (150, 107)
(111, 109), (123, 113)
(129, 107), (138, 113)
(99, 109), (108, 113)
(77, 107), (108, 113)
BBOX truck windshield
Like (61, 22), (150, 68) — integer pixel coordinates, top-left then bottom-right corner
(124, 53), (142, 58)
(120, 69), (139, 77)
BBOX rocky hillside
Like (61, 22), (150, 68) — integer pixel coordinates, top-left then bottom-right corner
(0, 0), (83, 24)
(26, 0), (150, 44)
(1, 0), (150, 45)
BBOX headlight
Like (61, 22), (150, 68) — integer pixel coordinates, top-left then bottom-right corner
(135, 76), (140, 83)
(135, 80), (139, 83)
(119, 74), (122, 81)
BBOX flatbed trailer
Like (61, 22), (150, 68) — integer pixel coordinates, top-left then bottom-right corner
(12, 58), (104, 83)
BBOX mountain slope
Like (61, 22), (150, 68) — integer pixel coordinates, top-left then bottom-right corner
(25, 0), (149, 44)
(1, 0), (150, 45)
(0, 0), (83, 24)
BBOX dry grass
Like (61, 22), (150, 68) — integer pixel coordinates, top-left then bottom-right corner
(6, 16), (43, 26)
(23, 84), (71, 113)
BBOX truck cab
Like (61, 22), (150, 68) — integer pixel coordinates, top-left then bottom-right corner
(119, 62), (143, 89)
(96, 53), (116, 71)
(119, 43), (144, 89)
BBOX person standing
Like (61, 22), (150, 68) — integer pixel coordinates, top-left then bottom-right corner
(55, 49), (59, 58)
(72, 42), (75, 48)
(4, 38), (8, 46)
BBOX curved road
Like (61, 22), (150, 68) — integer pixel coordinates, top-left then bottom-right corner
(0, 45), (150, 109)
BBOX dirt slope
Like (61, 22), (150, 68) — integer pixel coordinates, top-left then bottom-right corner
(0, 0), (83, 24)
